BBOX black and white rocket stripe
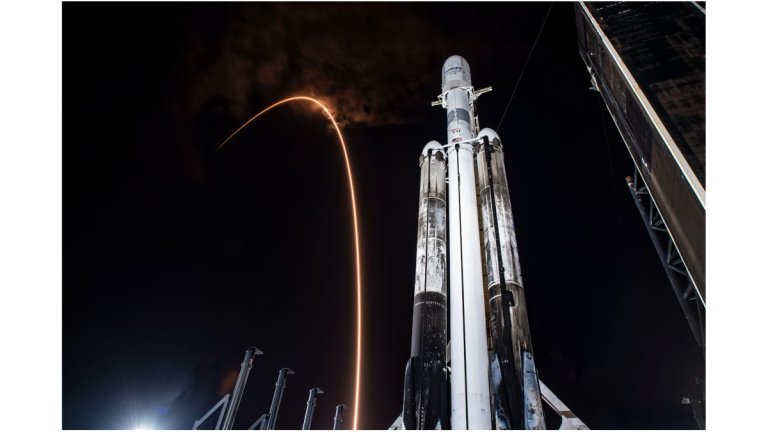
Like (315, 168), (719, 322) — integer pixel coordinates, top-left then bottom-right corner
(402, 142), (449, 430)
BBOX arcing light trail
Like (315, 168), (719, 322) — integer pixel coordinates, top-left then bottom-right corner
(216, 96), (363, 430)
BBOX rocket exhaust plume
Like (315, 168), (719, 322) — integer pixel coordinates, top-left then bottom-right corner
(216, 96), (363, 430)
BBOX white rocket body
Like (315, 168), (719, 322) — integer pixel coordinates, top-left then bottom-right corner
(399, 55), (545, 430)
(442, 55), (493, 430)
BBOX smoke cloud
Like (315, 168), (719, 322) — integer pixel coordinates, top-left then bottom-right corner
(176, 3), (453, 128)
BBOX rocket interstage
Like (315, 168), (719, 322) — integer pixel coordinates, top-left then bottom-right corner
(402, 142), (449, 430)
(401, 55), (545, 430)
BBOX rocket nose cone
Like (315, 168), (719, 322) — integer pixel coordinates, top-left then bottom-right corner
(477, 128), (501, 146)
(442, 55), (472, 91)
(443, 55), (468, 68)
(422, 140), (444, 157)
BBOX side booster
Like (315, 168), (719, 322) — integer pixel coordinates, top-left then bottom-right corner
(476, 129), (545, 430)
(402, 142), (449, 430)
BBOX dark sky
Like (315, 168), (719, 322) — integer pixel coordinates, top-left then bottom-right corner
(64, 2), (703, 430)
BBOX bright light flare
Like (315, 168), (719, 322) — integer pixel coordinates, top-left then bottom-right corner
(217, 96), (363, 430)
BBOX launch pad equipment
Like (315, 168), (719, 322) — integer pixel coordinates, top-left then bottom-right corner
(192, 393), (231, 430)
(398, 56), (586, 430)
(302, 388), (324, 430)
(575, 2), (705, 349)
(538, 381), (589, 430)
(333, 404), (347, 430)
(221, 347), (262, 429)
(246, 367), (294, 430)
(193, 347), (263, 430)
(193, 349), (348, 431)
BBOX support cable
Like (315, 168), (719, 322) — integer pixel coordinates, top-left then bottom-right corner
(497, 2), (554, 131)
(597, 98), (629, 265)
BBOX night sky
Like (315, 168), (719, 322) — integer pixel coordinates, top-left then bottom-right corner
(64, 2), (703, 430)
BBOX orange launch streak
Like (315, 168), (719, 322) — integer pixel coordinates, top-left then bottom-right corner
(216, 96), (363, 430)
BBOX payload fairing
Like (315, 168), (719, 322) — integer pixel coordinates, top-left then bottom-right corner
(401, 56), (545, 430)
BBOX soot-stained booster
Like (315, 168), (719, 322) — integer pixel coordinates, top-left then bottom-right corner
(402, 141), (449, 430)
(400, 55), (545, 430)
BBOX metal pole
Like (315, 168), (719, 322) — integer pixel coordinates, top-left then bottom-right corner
(332, 404), (346, 430)
(221, 347), (263, 430)
(266, 368), (295, 430)
(301, 388), (324, 430)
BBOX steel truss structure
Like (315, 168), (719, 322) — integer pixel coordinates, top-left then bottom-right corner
(626, 169), (705, 348)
